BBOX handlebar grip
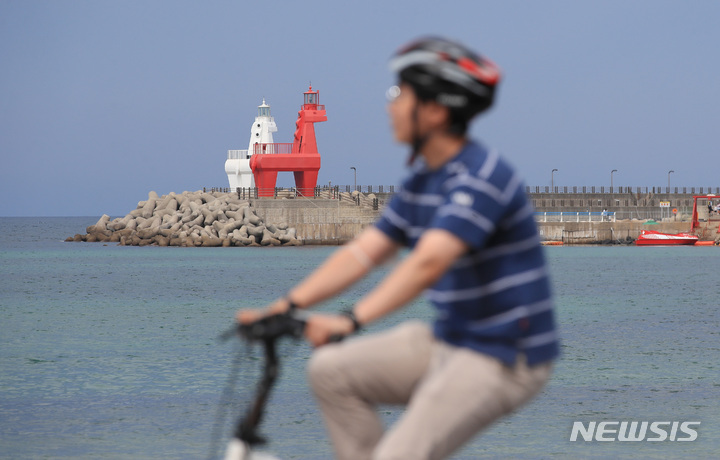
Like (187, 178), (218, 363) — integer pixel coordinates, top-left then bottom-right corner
(230, 312), (306, 342)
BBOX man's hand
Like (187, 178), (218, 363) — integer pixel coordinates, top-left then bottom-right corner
(236, 308), (266, 325)
(236, 298), (290, 325)
(305, 313), (356, 347)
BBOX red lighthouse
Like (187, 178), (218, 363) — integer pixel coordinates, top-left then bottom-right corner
(249, 86), (327, 197)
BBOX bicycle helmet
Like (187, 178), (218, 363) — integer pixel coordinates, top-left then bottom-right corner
(389, 37), (501, 135)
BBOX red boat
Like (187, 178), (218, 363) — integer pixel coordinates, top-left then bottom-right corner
(635, 230), (699, 246)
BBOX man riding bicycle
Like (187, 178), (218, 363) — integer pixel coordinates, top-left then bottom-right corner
(237, 36), (559, 460)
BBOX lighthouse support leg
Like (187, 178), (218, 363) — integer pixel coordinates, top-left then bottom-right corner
(294, 170), (319, 197)
(253, 170), (279, 197)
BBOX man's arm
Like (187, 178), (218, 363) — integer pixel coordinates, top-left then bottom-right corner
(353, 229), (468, 325)
(303, 229), (469, 346)
(237, 227), (399, 324)
(287, 226), (400, 307)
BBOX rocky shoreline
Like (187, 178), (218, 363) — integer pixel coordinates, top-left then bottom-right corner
(66, 190), (302, 247)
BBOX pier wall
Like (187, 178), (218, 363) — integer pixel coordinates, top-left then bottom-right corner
(249, 199), (701, 244)
(528, 188), (719, 221)
(537, 221), (691, 244)
(250, 198), (378, 244)
(248, 188), (720, 244)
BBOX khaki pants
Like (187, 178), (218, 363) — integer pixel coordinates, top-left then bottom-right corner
(308, 321), (552, 460)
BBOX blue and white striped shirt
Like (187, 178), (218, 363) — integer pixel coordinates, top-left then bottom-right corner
(375, 141), (559, 366)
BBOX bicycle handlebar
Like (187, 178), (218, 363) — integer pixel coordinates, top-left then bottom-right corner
(238, 312), (307, 343)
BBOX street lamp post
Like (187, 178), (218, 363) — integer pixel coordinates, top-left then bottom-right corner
(551, 169), (558, 191)
(350, 166), (357, 191)
(611, 169), (617, 191)
(668, 170), (674, 191)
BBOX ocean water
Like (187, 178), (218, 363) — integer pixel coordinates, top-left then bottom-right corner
(0, 217), (718, 459)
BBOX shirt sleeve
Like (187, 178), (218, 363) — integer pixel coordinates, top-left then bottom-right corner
(374, 194), (408, 245)
(429, 183), (508, 250)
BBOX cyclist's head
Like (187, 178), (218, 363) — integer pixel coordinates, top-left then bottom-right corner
(389, 37), (501, 136)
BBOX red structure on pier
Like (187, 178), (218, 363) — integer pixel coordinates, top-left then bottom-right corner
(249, 86), (327, 197)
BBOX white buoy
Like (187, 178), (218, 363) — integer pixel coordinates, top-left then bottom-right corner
(225, 99), (278, 190)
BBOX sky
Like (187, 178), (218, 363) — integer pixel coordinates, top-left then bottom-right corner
(1, 0), (719, 217)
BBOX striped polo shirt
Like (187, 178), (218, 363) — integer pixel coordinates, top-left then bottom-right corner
(375, 141), (559, 366)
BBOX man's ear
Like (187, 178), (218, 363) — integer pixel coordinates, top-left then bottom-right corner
(420, 101), (451, 130)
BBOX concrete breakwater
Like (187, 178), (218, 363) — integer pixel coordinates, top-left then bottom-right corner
(67, 189), (719, 246)
(66, 191), (302, 247)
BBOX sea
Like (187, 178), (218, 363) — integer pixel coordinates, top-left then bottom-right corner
(1, 216), (718, 460)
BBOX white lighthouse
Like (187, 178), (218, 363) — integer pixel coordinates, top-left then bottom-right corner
(225, 99), (278, 190)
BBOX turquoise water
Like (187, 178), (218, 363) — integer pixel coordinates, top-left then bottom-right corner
(1, 217), (718, 459)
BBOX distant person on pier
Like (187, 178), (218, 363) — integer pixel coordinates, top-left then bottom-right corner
(237, 36), (558, 460)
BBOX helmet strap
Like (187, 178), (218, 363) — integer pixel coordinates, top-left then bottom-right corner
(408, 102), (429, 165)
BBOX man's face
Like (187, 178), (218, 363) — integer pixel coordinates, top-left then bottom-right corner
(387, 83), (449, 146)
(387, 83), (418, 144)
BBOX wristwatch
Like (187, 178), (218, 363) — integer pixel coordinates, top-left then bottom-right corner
(342, 309), (362, 332)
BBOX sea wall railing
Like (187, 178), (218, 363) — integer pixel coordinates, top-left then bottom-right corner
(527, 185), (720, 195)
(202, 185), (719, 218)
(210, 184), (720, 195)
(534, 209), (702, 222)
(535, 212), (616, 222)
